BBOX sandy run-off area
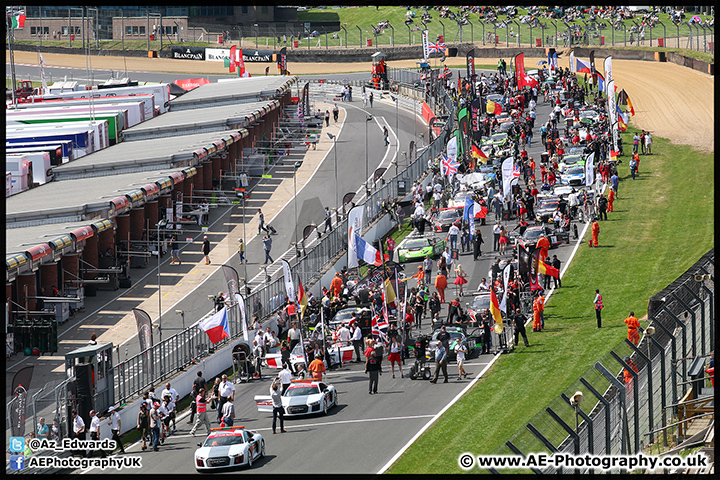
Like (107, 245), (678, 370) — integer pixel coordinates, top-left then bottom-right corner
(8, 50), (714, 153)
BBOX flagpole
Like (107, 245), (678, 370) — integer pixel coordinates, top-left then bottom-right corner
(394, 273), (405, 365)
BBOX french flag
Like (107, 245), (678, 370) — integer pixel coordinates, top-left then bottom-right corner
(198, 307), (230, 344)
(354, 233), (385, 266)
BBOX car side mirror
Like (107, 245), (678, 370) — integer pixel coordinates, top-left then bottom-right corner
(197, 442), (202, 447)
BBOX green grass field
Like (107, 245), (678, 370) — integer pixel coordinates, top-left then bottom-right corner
(387, 125), (714, 473)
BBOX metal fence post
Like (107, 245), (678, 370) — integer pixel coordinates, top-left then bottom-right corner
(561, 392), (594, 455)
(525, 423), (561, 473)
(504, 441), (544, 474)
(594, 362), (630, 456)
(645, 333), (668, 446)
(625, 339), (654, 444)
(651, 316), (678, 407)
(679, 283), (706, 356)
(609, 352), (640, 454)
(546, 406), (580, 454)
(672, 290), (698, 355)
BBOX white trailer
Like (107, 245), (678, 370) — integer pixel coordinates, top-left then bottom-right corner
(41, 84), (170, 114)
(10, 95), (153, 122)
(6, 154), (32, 194)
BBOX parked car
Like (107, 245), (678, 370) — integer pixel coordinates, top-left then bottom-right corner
(560, 165), (586, 187)
(510, 225), (570, 249)
(431, 207), (463, 232)
(194, 427), (265, 471)
(427, 326), (481, 360)
(396, 234), (446, 263)
(254, 379), (338, 417)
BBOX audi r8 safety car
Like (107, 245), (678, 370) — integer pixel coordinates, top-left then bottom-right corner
(254, 379), (338, 417)
(194, 426), (265, 471)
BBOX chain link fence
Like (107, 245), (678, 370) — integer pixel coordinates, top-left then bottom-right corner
(491, 249), (714, 474)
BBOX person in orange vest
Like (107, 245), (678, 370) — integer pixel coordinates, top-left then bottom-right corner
(330, 272), (343, 299)
(633, 152), (640, 173)
(532, 293), (542, 332)
(607, 187), (615, 212)
(594, 289), (603, 328)
(434, 272), (448, 303)
(537, 292), (546, 329)
(308, 354), (326, 381)
(536, 235), (550, 261)
(529, 157), (536, 181)
(624, 311), (641, 345)
(590, 218), (599, 247)
(623, 356), (638, 385)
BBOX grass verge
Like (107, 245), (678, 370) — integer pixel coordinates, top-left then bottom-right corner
(386, 126), (713, 473)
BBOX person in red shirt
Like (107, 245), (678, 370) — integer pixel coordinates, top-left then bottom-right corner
(385, 237), (396, 262)
(540, 164), (547, 183)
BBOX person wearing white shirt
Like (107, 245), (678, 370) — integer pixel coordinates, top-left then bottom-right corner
(263, 327), (276, 353)
(287, 322), (301, 351)
(413, 203), (425, 218)
(161, 382), (179, 404)
(278, 365), (293, 394)
(441, 246), (454, 269)
(106, 406), (125, 453)
(88, 410), (107, 458)
(157, 401), (169, 442)
(217, 374), (236, 423)
(254, 330), (265, 350)
(477, 278), (490, 292)
(448, 224), (460, 250)
(351, 324), (364, 362)
(337, 323), (351, 346)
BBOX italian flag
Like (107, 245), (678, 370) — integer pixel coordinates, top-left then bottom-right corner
(11, 14), (26, 29)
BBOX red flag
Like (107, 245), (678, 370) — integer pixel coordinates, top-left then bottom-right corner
(297, 279), (308, 318)
(529, 250), (542, 291)
(229, 45), (237, 73)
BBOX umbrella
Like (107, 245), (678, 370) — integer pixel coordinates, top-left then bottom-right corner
(536, 60), (547, 65)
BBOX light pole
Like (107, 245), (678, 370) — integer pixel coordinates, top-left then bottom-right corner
(156, 218), (168, 342)
(292, 161), (301, 257)
(327, 133), (339, 221)
(365, 114), (373, 198)
(175, 310), (186, 330)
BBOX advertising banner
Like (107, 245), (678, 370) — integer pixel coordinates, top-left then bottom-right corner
(170, 46), (205, 60)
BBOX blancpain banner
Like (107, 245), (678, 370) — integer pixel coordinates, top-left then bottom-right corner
(206, 48), (274, 63)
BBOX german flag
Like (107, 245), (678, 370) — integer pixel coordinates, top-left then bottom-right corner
(489, 287), (503, 325)
(538, 260), (559, 279)
(471, 144), (488, 163)
(297, 279), (308, 318)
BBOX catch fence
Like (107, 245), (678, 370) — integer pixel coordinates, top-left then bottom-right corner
(490, 249), (714, 474)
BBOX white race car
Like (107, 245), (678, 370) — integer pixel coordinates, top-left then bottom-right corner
(254, 379), (338, 416)
(194, 426), (265, 471)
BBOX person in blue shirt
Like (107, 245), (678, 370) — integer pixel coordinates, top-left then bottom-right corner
(429, 342), (449, 383)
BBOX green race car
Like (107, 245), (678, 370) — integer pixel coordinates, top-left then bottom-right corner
(396, 235), (446, 263)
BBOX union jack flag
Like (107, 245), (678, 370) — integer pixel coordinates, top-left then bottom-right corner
(371, 314), (389, 341)
(513, 164), (521, 178)
(440, 153), (460, 176)
(428, 41), (446, 54)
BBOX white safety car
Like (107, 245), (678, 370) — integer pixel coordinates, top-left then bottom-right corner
(254, 379), (338, 417)
(194, 426), (265, 471)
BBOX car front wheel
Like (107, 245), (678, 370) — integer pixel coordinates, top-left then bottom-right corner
(260, 440), (265, 458)
(248, 449), (253, 468)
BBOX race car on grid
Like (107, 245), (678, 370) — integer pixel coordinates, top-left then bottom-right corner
(254, 379), (339, 417)
(194, 426), (265, 471)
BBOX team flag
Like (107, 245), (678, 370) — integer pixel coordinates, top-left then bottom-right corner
(297, 279), (308, 318)
(616, 104), (629, 131)
(471, 144), (488, 162)
(383, 278), (397, 305)
(11, 14), (26, 29)
(489, 288), (503, 325)
(428, 40), (447, 54)
(575, 57), (592, 74)
(440, 153), (460, 176)
(354, 233), (386, 266)
(538, 260), (560, 279)
(486, 100), (502, 115)
(595, 71), (605, 93)
(610, 150), (619, 162)
(513, 164), (522, 178)
(198, 307), (230, 344)
(617, 89), (635, 116)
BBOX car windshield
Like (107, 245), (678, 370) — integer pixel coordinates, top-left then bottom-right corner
(334, 309), (358, 323)
(469, 295), (491, 311)
(491, 133), (507, 141)
(579, 110), (596, 117)
(563, 156), (581, 165)
(203, 434), (246, 447)
(523, 228), (543, 239)
(539, 200), (559, 209)
(567, 167), (584, 175)
(285, 386), (320, 397)
(431, 330), (464, 342)
(438, 209), (460, 220)
(403, 239), (430, 249)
